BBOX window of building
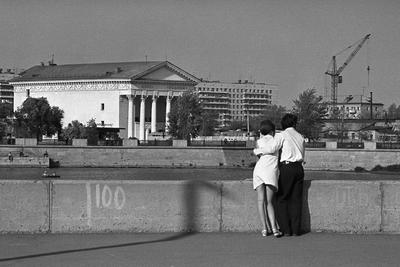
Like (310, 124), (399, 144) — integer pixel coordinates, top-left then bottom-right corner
(101, 103), (105, 110)
(26, 89), (30, 97)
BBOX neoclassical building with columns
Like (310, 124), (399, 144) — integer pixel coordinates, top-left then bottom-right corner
(10, 61), (200, 140)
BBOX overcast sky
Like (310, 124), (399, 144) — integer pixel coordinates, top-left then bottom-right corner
(1, 0), (399, 107)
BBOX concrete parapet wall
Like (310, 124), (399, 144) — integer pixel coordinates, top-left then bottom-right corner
(51, 180), (221, 233)
(305, 181), (382, 233)
(122, 139), (138, 147)
(72, 139), (87, 147)
(172, 140), (188, 147)
(0, 157), (49, 167)
(1, 179), (400, 234)
(325, 141), (337, 149)
(0, 180), (49, 233)
(15, 138), (37, 146)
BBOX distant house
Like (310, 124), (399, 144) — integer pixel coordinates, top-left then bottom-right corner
(322, 95), (386, 140)
(326, 96), (384, 120)
(359, 121), (400, 142)
(10, 61), (200, 140)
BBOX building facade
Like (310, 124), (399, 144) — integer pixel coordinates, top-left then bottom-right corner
(327, 100), (384, 120)
(323, 96), (385, 140)
(0, 68), (22, 105)
(0, 82), (13, 104)
(10, 61), (200, 140)
(195, 80), (278, 127)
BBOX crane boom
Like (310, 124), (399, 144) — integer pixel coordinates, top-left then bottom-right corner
(336, 34), (371, 75)
(325, 34), (371, 103)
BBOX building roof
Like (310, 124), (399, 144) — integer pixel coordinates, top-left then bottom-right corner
(10, 61), (200, 83)
(358, 124), (395, 134)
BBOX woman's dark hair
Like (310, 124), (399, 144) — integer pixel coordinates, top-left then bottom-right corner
(259, 120), (275, 135)
(281, 113), (298, 130)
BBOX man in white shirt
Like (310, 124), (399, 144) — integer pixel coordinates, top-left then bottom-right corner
(256, 113), (305, 236)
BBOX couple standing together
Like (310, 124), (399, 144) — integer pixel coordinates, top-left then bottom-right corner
(253, 113), (305, 238)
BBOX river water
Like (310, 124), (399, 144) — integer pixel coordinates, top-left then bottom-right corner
(1, 167), (398, 181)
(0, 167), (254, 180)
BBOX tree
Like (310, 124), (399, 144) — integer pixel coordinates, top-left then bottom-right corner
(168, 91), (202, 140)
(84, 118), (99, 145)
(0, 102), (13, 119)
(0, 103), (14, 141)
(387, 104), (400, 120)
(200, 111), (219, 136)
(60, 119), (99, 145)
(61, 120), (86, 140)
(260, 104), (287, 129)
(292, 88), (327, 140)
(14, 97), (64, 140)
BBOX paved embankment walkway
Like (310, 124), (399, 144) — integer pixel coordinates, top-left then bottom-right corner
(0, 232), (399, 267)
(1, 167), (399, 181)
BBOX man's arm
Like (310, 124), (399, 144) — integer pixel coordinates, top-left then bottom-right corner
(253, 134), (283, 155)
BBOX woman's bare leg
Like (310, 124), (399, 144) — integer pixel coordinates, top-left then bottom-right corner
(265, 185), (279, 232)
(256, 184), (271, 233)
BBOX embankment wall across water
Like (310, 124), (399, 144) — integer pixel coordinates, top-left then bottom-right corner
(1, 145), (400, 170)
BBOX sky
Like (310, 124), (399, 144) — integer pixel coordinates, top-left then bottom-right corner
(1, 0), (399, 108)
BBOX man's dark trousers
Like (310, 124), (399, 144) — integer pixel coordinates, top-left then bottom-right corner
(276, 162), (304, 235)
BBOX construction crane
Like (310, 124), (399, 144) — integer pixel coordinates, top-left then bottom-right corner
(325, 34), (371, 104)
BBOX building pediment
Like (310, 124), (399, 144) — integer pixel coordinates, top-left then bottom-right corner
(132, 61), (200, 83)
(137, 66), (187, 81)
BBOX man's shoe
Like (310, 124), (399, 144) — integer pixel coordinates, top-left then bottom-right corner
(272, 229), (283, 238)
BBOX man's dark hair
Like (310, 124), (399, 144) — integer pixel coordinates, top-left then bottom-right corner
(259, 120), (275, 135)
(281, 113), (298, 130)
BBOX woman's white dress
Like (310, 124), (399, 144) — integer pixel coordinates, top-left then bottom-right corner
(252, 135), (280, 191)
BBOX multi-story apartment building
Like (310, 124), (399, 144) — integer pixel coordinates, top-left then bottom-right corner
(195, 80), (278, 127)
(0, 82), (13, 104)
(0, 68), (21, 104)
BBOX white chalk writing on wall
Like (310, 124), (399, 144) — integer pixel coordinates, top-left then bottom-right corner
(86, 183), (126, 227)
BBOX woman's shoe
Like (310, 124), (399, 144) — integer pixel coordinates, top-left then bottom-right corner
(272, 229), (283, 238)
(261, 229), (268, 237)
(261, 229), (273, 237)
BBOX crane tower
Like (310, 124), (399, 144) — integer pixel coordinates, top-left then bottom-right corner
(325, 34), (371, 104)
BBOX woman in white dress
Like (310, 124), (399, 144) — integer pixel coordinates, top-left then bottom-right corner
(253, 120), (282, 238)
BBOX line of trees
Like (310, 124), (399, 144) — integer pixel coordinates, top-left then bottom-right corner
(167, 88), (328, 141)
(5, 90), (399, 143)
(2, 97), (99, 144)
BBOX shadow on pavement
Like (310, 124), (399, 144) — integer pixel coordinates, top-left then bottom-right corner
(0, 232), (195, 262)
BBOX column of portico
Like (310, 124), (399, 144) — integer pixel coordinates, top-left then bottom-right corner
(151, 94), (158, 133)
(139, 94), (146, 140)
(165, 93), (172, 132)
(127, 95), (135, 138)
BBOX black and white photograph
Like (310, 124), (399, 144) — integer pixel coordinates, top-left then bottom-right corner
(1, 0), (400, 266)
